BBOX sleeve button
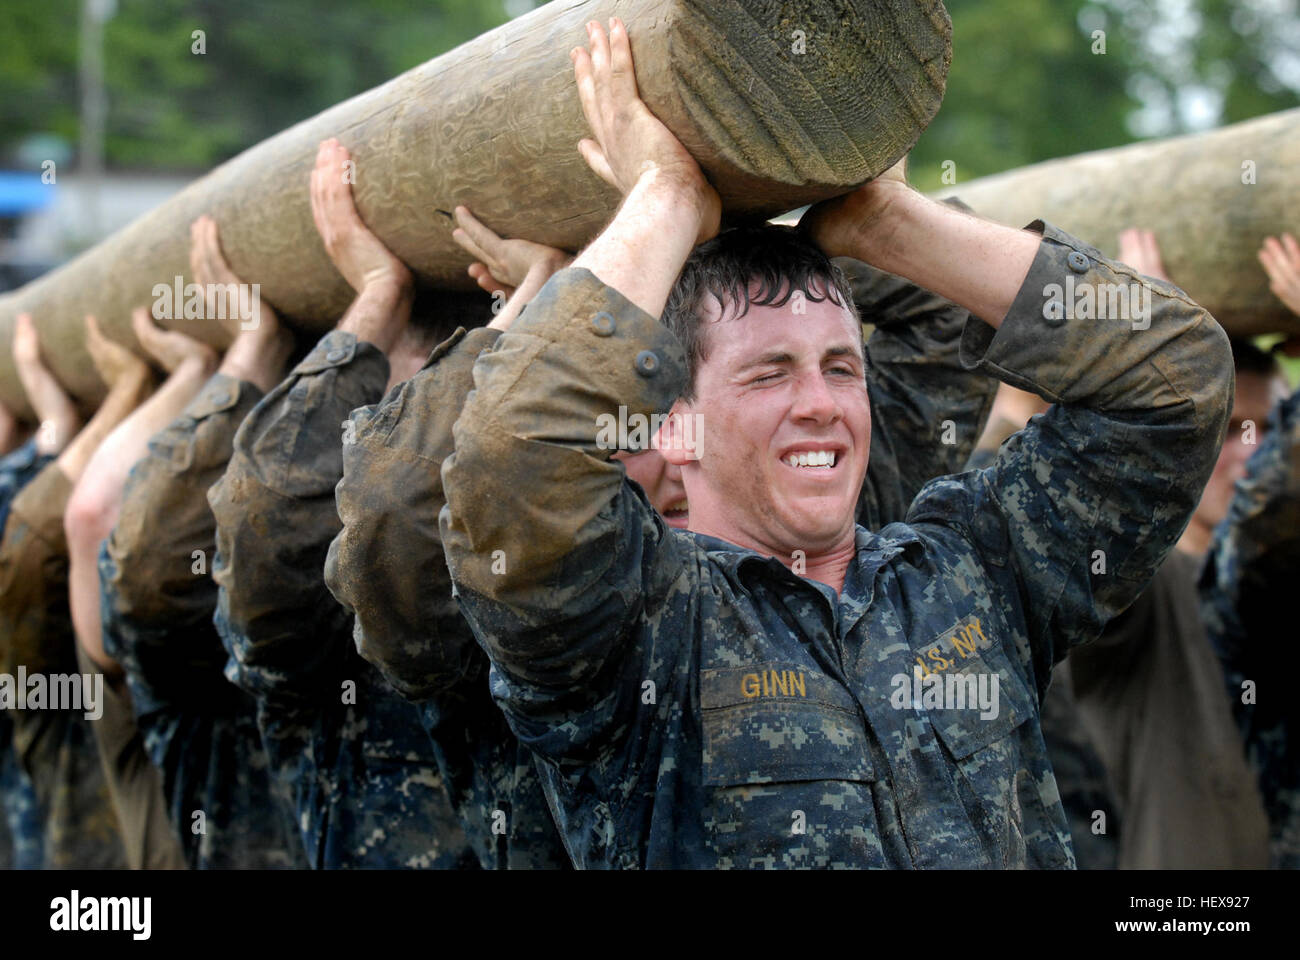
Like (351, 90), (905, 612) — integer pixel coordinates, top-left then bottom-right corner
(1067, 251), (1090, 274)
(591, 312), (616, 336)
(326, 349), (347, 363)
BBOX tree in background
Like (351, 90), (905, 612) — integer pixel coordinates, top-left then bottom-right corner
(909, 0), (1299, 189)
(0, 0), (527, 170)
(0, 0), (1295, 182)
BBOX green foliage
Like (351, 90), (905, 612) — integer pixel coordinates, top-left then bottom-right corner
(0, 0), (520, 171)
(908, 0), (1300, 191)
(0, 0), (83, 151)
(0, 0), (1294, 182)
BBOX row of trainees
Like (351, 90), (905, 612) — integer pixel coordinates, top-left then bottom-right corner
(0, 18), (1297, 871)
(988, 229), (1299, 870)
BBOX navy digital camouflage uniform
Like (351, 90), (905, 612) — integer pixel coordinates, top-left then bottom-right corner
(0, 712), (42, 869)
(967, 443), (1120, 869)
(210, 330), (476, 869)
(0, 439), (53, 869)
(1200, 385), (1300, 869)
(324, 258), (996, 869)
(325, 325), (571, 870)
(440, 223), (1231, 869)
(98, 373), (304, 868)
(0, 438), (50, 534)
(0, 461), (127, 868)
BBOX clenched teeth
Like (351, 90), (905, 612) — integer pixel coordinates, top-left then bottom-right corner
(785, 450), (837, 468)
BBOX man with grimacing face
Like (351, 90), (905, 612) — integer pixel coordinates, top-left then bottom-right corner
(439, 18), (1232, 868)
(614, 222), (995, 539)
(327, 202), (993, 869)
(656, 251), (872, 585)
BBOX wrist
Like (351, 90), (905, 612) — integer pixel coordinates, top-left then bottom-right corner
(524, 257), (564, 288)
(840, 182), (919, 265)
(177, 350), (219, 382)
(34, 423), (64, 456)
(634, 167), (719, 241)
(338, 283), (414, 353)
(106, 365), (153, 402)
(359, 271), (414, 302)
(218, 357), (277, 395)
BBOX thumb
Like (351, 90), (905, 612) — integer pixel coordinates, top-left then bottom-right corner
(578, 139), (618, 189)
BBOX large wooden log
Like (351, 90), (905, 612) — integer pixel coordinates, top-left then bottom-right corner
(936, 109), (1300, 337)
(0, 0), (952, 417)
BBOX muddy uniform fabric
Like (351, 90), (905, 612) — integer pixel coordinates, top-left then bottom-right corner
(0, 714), (43, 868)
(1201, 386), (1300, 869)
(76, 641), (186, 869)
(1035, 659), (1120, 870)
(0, 462), (127, 868)
(440, 223), (1231, 870)
(99, 373), (303, 869)
(965, 442), (1120, 869)
(0, 439), (51, 536)
(0, 440), (54, 868)
(210, 330), (475, 869)
(325, 266), (994, 869)
(326, 325), (569, 870)
(1064, 549), (1268, 869)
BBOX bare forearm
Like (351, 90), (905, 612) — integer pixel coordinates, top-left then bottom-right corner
(84, 358), (215, 499)
(572, 171), (710, 319)
(848, 192), (1039, 330)
(219, 341), (285, 394)
(57, 372), (152, 484)
(68, 359), (213, 674)
(338, 278), (414, 353)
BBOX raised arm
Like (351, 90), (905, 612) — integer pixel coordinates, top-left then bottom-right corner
(566, 18), (719, 314)
(210, 138), (422, 704)
(802, 165), (1039, 332)
(13, 313), (82, 458)
(325, 208), (568, 699)
(66, 309), (217, 675)
(103, 216), (292, 718)
(0, 317), (149, 753)
(0, 315), (83, 531)
(903, 226), (1231, 696)
(823, 195), (999, 528)
(440, 20), (708, 751)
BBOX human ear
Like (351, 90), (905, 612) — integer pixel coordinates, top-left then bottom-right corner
(657, 399), (701, 467)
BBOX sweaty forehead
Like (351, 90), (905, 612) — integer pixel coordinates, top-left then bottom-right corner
(702, 297), (862, 370)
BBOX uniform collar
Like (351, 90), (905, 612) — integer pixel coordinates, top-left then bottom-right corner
(689, 523), (924, 633)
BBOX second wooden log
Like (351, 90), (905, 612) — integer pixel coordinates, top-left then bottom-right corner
(937, 108), (1300, 337)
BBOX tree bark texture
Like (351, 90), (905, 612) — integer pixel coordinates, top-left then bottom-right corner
(937, 108), (1300, 338)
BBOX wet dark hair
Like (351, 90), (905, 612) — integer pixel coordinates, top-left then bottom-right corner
(411, 287), (492, 345)
(1229, 337), (1282, 379)
(662, 225), (860, 400)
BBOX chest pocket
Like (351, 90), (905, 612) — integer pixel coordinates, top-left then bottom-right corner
(911, 630), (1035, 816)
(701, 663), (876, 786)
